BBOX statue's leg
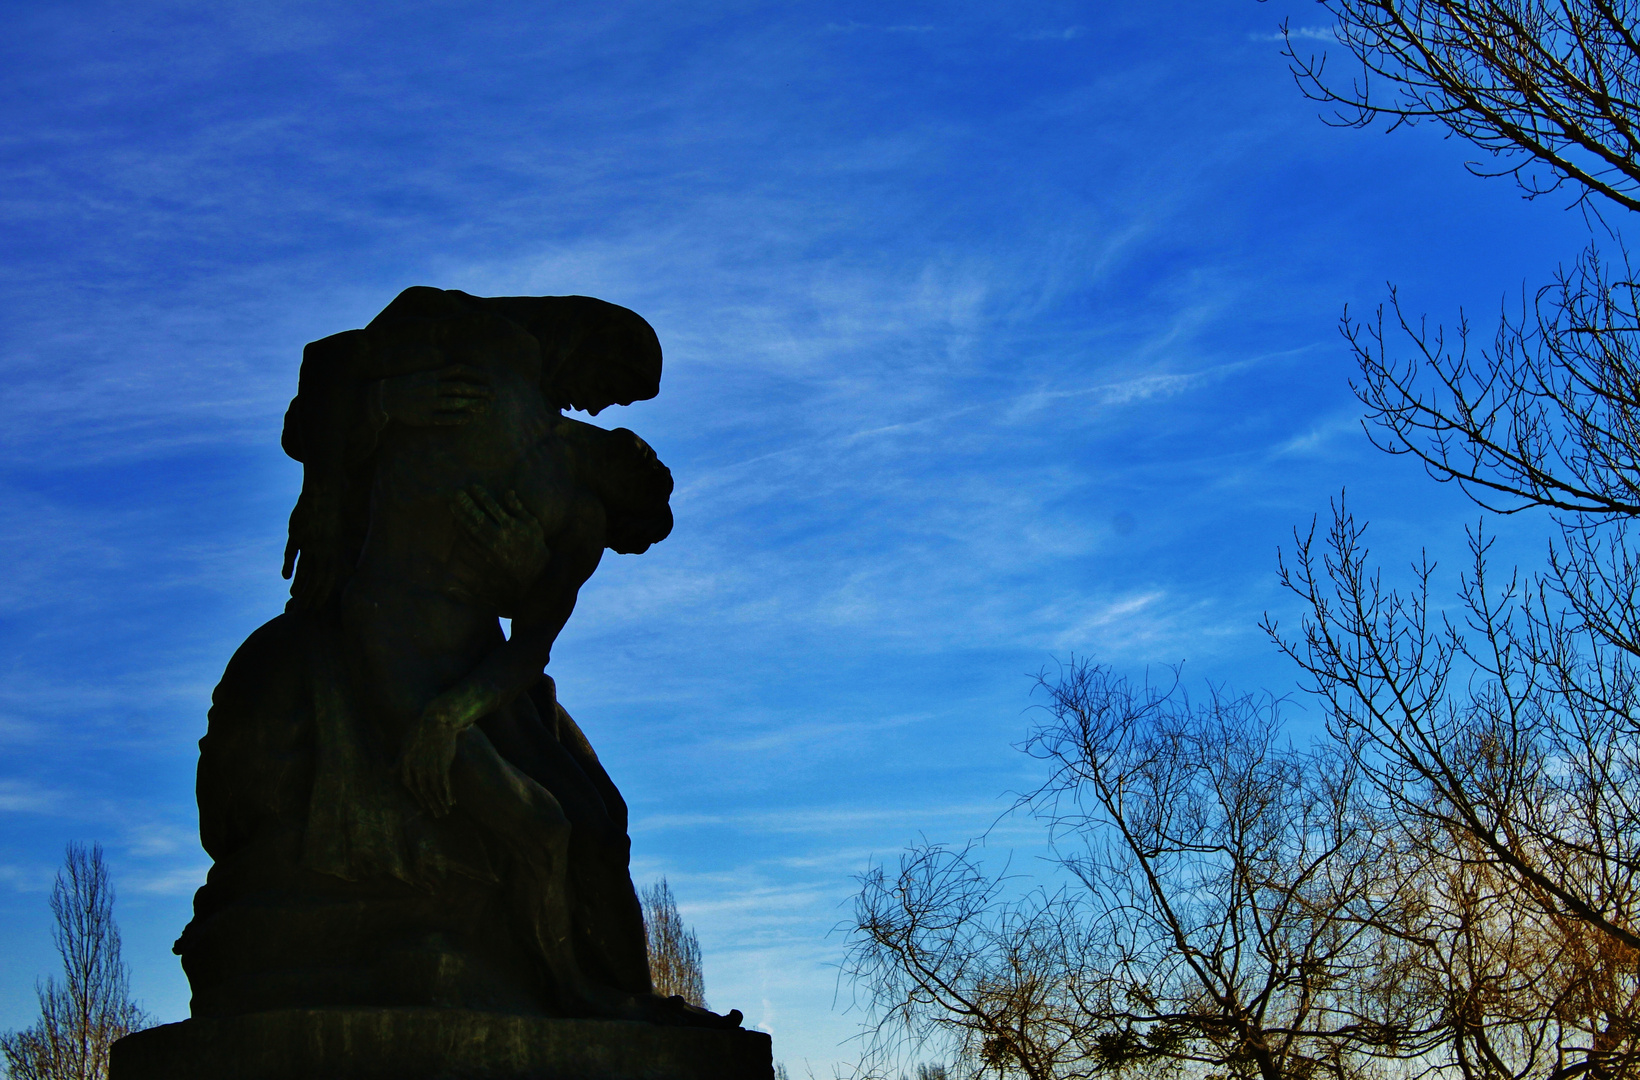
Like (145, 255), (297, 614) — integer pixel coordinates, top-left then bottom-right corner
(526, 678), (628, 832)
(536, 751), (650, 994)
(447, 723), (646, 1018)
(480, 695), (650, 994)
(459, 703), (746, 1030)
(546, 704), (651, 993)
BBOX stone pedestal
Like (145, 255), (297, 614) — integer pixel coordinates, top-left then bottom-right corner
(109, 1009), (773, 1080)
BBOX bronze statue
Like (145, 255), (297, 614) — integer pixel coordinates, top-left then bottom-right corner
(166, 288), (746, 1037)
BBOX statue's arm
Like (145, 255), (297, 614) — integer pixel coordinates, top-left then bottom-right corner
(399, 535), (600, 817)
(369, 366), (494, 430)
(428, 550), (593, 726)
(283, 366), (496, 467)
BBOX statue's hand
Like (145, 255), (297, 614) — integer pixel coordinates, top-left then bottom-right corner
(375, 365), (492, 427)
(400, 709), (460, 818)
(283, 489), (345, 610)
(455, 486), (549, 592)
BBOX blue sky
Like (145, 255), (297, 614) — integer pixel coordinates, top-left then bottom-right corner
(0, 1), (1597, 1073)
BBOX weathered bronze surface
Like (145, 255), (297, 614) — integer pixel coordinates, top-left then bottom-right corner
(112, 288), (766, 1079)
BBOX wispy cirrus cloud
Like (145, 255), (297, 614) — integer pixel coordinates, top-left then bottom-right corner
(1016, 26), (1086, 41)
(1248, 26), (1339, 42)
(1, 1), (1576, 1071)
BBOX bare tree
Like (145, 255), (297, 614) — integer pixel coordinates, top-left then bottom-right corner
(1278, 0), (1640, 213)
(851, 4), (1640, 1078)
(850, 841), (1092, 1079)
(1266, 0), (1640, 522)
(641, 877), (708, 1008)
(1252, 5), (1640, 1072)
(1, 843), (150, 1080)
(1268, 504), (1640, 1080)
(848, 663), (1426, 1080)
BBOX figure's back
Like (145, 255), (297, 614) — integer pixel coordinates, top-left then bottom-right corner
(358, 308), (557, 601)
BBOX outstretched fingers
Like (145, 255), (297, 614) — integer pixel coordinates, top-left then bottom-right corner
(471, 485), (511, 525)
(454, 489), (499, 538)
(402, 747), (453, 818)
(430, 365), (493, 425)
(421, 765), (453, 817)
(436, 363), (491, 388)
(453, 488), (486, 527)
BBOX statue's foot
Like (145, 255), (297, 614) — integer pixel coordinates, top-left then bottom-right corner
(655, 994), (744, 1030)
(550, 979), (743, 1029)
(547, 983), (741, 1029)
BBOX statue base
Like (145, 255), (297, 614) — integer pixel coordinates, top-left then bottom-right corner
(110, 1009), (774, 1080)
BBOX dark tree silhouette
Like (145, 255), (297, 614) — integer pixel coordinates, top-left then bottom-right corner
(1279, 0), (1640, 212)
(1261, 3), (1640, 1078)
(846, 4), (1640, 1077)
(847, 665), (1425, 1080)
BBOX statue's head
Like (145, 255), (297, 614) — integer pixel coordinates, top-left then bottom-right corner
(539, 298), (662, 417)
(591, 426), (674, 554)
(364, 289), (663, 419)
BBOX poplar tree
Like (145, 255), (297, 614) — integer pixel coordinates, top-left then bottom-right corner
(641, 877), (707, 1009)
(1, 843), (149, 1080)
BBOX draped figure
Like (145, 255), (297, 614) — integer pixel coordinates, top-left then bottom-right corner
(175, 288), (738, 1029)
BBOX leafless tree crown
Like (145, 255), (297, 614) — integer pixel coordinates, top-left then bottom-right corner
(1281, 0), (1640, 212)
(1, 843), (149, 1080)
(641, 877), (707, 1009)
(848, 664), (1442, 1080)
(846, 5), (1640, 1078)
